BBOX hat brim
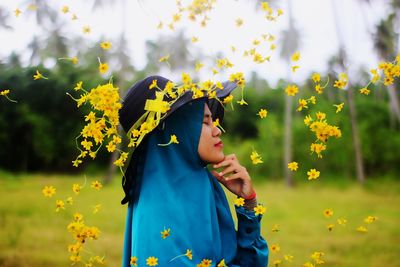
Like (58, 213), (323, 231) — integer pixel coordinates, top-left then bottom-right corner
(119, 75), (238, 133)
(164, 80), (237, 124)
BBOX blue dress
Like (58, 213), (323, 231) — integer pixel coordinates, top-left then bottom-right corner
(122, 99), (269, 267)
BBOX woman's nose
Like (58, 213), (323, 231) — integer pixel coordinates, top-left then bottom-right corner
(212, 124), (222, 137)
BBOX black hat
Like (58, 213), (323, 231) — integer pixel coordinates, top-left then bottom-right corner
(119, 75), (237, 147)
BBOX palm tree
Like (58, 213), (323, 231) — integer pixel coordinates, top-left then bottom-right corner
(90, 0), (137, 184)
(0, 7), (12, 30)
(279, 0), (300, 187)
(331, 0), (365, 183)
(373, 13), (400, 125)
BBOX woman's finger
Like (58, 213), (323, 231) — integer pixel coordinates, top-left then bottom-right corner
(213, 158), (233, 169)
(223, 172), (243, 181)
(219, 165), (238, 177)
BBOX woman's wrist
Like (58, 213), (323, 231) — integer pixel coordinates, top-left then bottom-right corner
(243, 197), (258, 211)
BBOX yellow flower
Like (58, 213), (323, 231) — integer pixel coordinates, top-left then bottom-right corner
(66, 197), (73, 205)
(254, 204), (266, 215)
(93, 204), (101, 214)
(83, 25), (91, 34)
(311, 73), (321, 83)
(197, 259), (212, 267)
(99, 62), (109, 74)
(292, 65), (300, 72)
(222, 95), (234, 104)
(55, 200), (65, 212)
(308, 96), (316, 105)
(81, 139), (93, 150)
(291, 51), (301, 62)
(91, 181), (102, 190)
(234, 197), (245, 207)
(149, 79), (158, 89)
(195, 62), (204, 71)
(272, 224), (280, 232)
(334, 103), (344, 113)
(74, 81), (83, 91)
(106, 142), (116, 152)
(333, 72), (348, 89)
(297, 99), (308, 111)
(310, 143), (326, 158)
(307, 169), (320, 180)
(237, 98), (248, 105)
(0, 89), (10, 96)
(100, 41), (112, 50)
(337, 218), (347, 226)
(146, 256), (158, 266)
(172, 13), (181, 22)
(250, 151), (263, 165)
(359, 88), (370, 95)
(33, 70), (48, 80)
(171, 135), (179, 144)
(370, 69), (380, 83)
(270, 244), (280, 253)
(71, 57), (78, 64)
(159, 54), (170, 62)
(213, 118), (225, 133)
(287, 161), (298, 171)
(70, 255), (81, 263)
(185, 249), (193, 260)
(61, 6), (69, 13)
(27, 4), (37, 11)
(130, 256), (138, 266)
(273, 259), (282, 266)
(316, 111), (326, 121)
(42, 185), (56, 197)
(258, 109), (268, 118)
(357, 226), (368, 233)
(217, 259), (227, 267)
(326, 224), (334, 232)
(304, 115), (313, 126)
(73, 213), (83, 222)
(191, 36), (199, 43)
(364, 215), (378, 224)
(285, 84), (298, 96)
(14, 8), (22, 17)
(315, 84), (323, 94)
(303, 262), (314, 267)
(323, 209), (334, 218)
(160, 228), (171, 239)
(72, 159), (82, 167)
(114, 152), (128, 167)
(311, 252), (325, 264)
(284, 254), (294, 262)
(235, 18), (244, 27)
(158, 134), (179, 146)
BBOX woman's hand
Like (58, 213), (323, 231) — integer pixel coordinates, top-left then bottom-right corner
(211, 154), (256, 199)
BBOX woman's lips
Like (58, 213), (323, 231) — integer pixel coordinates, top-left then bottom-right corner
(214, 141), (223, 148)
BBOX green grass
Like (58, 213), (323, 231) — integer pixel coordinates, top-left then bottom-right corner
(0, 173), (399, 267)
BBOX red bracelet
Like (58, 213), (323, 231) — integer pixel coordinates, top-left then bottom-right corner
(244, 191), (257, 200)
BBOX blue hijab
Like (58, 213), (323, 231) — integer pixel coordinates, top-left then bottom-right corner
(122, 99), (237, 266)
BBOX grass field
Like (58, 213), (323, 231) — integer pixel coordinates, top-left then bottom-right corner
(0, 172), (399, 267)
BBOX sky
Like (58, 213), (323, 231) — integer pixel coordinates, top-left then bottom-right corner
(0, 0), (392, 86)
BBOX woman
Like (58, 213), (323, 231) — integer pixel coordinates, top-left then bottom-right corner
(119, 76), (268, 267)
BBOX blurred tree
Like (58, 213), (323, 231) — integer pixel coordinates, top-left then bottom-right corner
(373, 13), (400, 126)
(331, 0), (365, 183)
(91, 0), (137, 185)
(279, 0), (301, 187)
(0, 7), (12, 30)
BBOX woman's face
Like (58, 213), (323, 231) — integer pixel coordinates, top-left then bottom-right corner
(198, 104), (225, 164)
